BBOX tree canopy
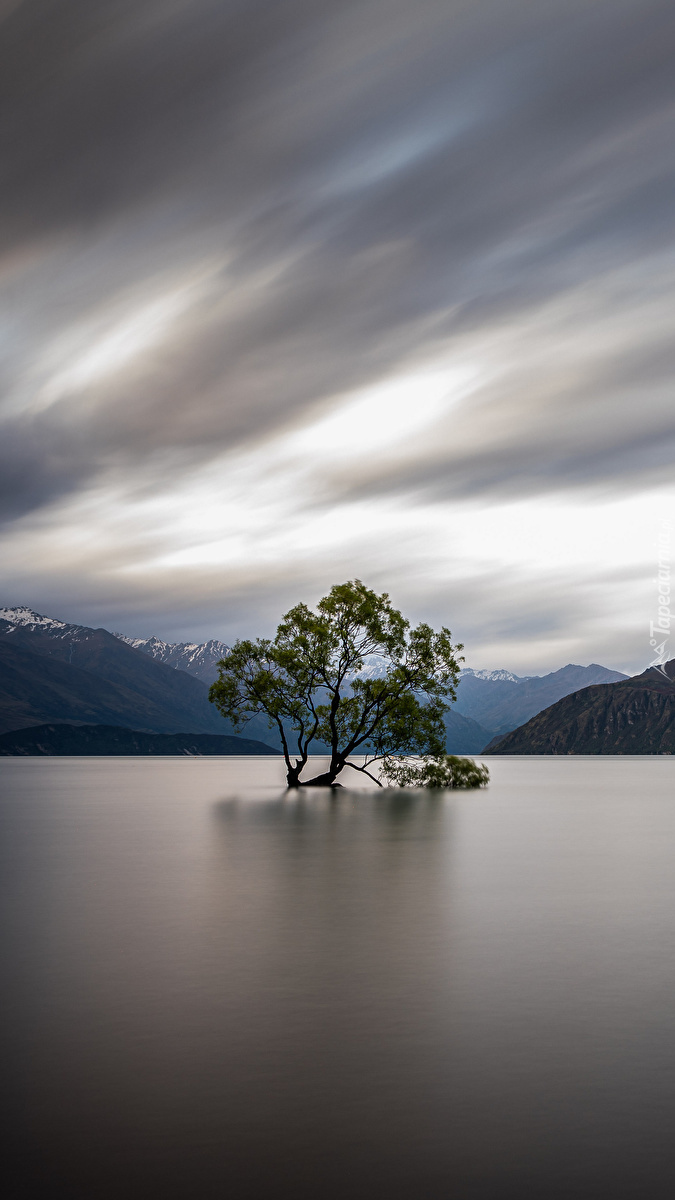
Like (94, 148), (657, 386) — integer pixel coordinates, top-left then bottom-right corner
(209, 580), (487, 788)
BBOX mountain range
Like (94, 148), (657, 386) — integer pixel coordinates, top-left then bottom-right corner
(0, 605), (631, 754)
(485, 662), (675, 754)
(0, 606), (264, 740)
(453, 663), (628, 734)
(115, 630), (627, 741)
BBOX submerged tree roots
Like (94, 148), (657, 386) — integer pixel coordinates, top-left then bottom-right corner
(287, 754), (490, 790)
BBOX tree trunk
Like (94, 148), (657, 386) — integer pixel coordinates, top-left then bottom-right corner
(300, 766), (344, 787)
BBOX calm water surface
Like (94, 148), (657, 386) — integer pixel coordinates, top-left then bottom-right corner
(3, 756), (675, 1199)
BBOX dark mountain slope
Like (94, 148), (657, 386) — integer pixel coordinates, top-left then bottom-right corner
(0, 724), (279, 756)
(0, 617), (226, 735)
(485, 663), (675, 754)
(0, 641), (198, 735)
(444, 709), (493, 754)
(455, 663), (628, 734)
(1, 619), (222, 725)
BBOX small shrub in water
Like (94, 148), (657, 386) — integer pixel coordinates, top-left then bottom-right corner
(382, 754), (489, 789)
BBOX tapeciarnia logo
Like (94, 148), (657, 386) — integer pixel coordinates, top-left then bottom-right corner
(649, 517), (671, 679)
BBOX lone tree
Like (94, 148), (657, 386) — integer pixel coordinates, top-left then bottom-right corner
(209, 580), (482, 788)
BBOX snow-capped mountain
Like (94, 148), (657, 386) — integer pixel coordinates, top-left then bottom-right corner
(346, 653), (388, 681)
(0, 605), (96, 649)
(0, 610), (231, 687)
(0, 605), (74, 634)
(459, 667), (531, 683)
(454, 662), (628, 734)
(115, 634), (230, 684)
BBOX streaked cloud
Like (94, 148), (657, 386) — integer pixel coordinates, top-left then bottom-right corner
(0, 0), (674, 671)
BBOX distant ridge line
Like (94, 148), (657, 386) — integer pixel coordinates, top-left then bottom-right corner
(0, 723), (281, 757)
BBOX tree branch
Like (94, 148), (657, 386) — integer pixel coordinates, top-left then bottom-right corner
(343, 760), (384, 787)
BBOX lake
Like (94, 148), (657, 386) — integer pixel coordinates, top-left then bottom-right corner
(3, 756), (675, 1199)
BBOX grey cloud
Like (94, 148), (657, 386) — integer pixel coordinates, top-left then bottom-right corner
(1, 0), (675, 524)
(317, 334), (675, 507)
(1, 528), (645, 676)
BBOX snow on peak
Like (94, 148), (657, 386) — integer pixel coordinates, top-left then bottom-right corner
(112, 633), (231, 683)
(116, 634), (171, 651)
(0, 605), (68, 630)
(460, 667), (525, 683)
(347, 654), (389, 681)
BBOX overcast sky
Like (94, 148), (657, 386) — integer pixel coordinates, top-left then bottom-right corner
(1, 0), (674, 673)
